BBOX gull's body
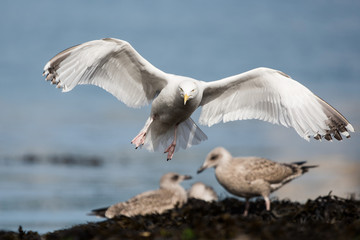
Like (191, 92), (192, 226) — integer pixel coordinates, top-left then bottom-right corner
(187, 182), (218, 202)
(197, 147), (317, 216)
(43, 38), (354, 160)
(89, 172), (191, 218)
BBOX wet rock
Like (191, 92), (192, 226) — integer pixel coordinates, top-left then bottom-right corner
(19, 154), (103, 167)
(48, 155), (103, 167)
(1, 195), (359, 240)
(0, 226), (41, 240)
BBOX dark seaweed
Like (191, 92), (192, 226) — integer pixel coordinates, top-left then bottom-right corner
(1, 194), (359, 240)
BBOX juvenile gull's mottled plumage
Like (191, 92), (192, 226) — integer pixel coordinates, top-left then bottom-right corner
(89, 172), (191, 218)
(43, 38), (354, 160)
(187, 182), (218, 202)
(197, 147), (317, 216)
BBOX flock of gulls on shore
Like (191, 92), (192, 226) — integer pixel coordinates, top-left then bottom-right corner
(43, 38), (354, 217)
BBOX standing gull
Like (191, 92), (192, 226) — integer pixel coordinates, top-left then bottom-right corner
(43, 38), (354, 160)
(197, 147), (317, 216)
(187, 182), (218, 202)
(89, 172), (191, 218)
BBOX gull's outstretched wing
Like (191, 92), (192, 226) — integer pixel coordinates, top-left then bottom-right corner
(199, 67), (354, 141)
(43, 38), (169, 108)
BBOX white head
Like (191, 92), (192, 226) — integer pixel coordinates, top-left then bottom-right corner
(188, 182), (218, 202)
(197, 147), (232, 173)
(160, 172), (192, 190)
(178, 80), (199, 105)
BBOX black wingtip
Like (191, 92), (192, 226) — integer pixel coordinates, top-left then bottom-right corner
(301, 165), (318, 173)
(291, 161), (307, 166)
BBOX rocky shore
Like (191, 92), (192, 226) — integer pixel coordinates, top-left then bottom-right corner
(1, 194), (359, 240)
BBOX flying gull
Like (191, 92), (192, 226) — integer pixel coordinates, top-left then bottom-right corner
(197, 147), (317, 216)
(89, 172), (191, 218)
(187, 182), (218, 202)
(43, 38), (354, 160)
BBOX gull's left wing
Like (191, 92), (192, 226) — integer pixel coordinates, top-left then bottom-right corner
(199, 67), (354, 141)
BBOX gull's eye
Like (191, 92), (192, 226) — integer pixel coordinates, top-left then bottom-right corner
(191, 89), (195, 92)
(179, 87), (183, 92)
(171, 175), (179, 181)
(210, 154), (219, 161)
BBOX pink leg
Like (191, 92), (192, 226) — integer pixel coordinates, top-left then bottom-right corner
(131, 132), (146, 149)
(243, 198), (250, 217)
(164, 124), (178, 161)
(131, 117), (153, 149)
(264, 195), (271, 211)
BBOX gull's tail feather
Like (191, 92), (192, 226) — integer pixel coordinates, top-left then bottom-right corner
(144, 118), (208, 153)
(87, 207), (108, 218)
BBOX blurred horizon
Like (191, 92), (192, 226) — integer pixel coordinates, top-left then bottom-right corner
(0, 0), (359, 234)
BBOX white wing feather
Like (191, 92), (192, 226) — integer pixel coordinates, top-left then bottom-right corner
(43, 38), (168, 108)
(199, 67), (354, 141)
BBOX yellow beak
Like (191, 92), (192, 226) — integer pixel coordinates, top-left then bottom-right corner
(184, 94), (190, 105)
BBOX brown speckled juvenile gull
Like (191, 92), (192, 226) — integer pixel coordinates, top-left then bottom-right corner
(43, 38), (354, 160)
(187, 182), (218, 202)
(197, 147), (317, 216)
(89, 172), (191, 218)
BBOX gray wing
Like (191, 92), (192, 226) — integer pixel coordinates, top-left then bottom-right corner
(243, 157), (298, 184)
(43, 38), (169, 108)
(105, 189), (179, 218)
(199, 67), (354, 141)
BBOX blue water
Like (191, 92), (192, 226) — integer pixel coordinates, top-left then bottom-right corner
(0, 0), (359, 234)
